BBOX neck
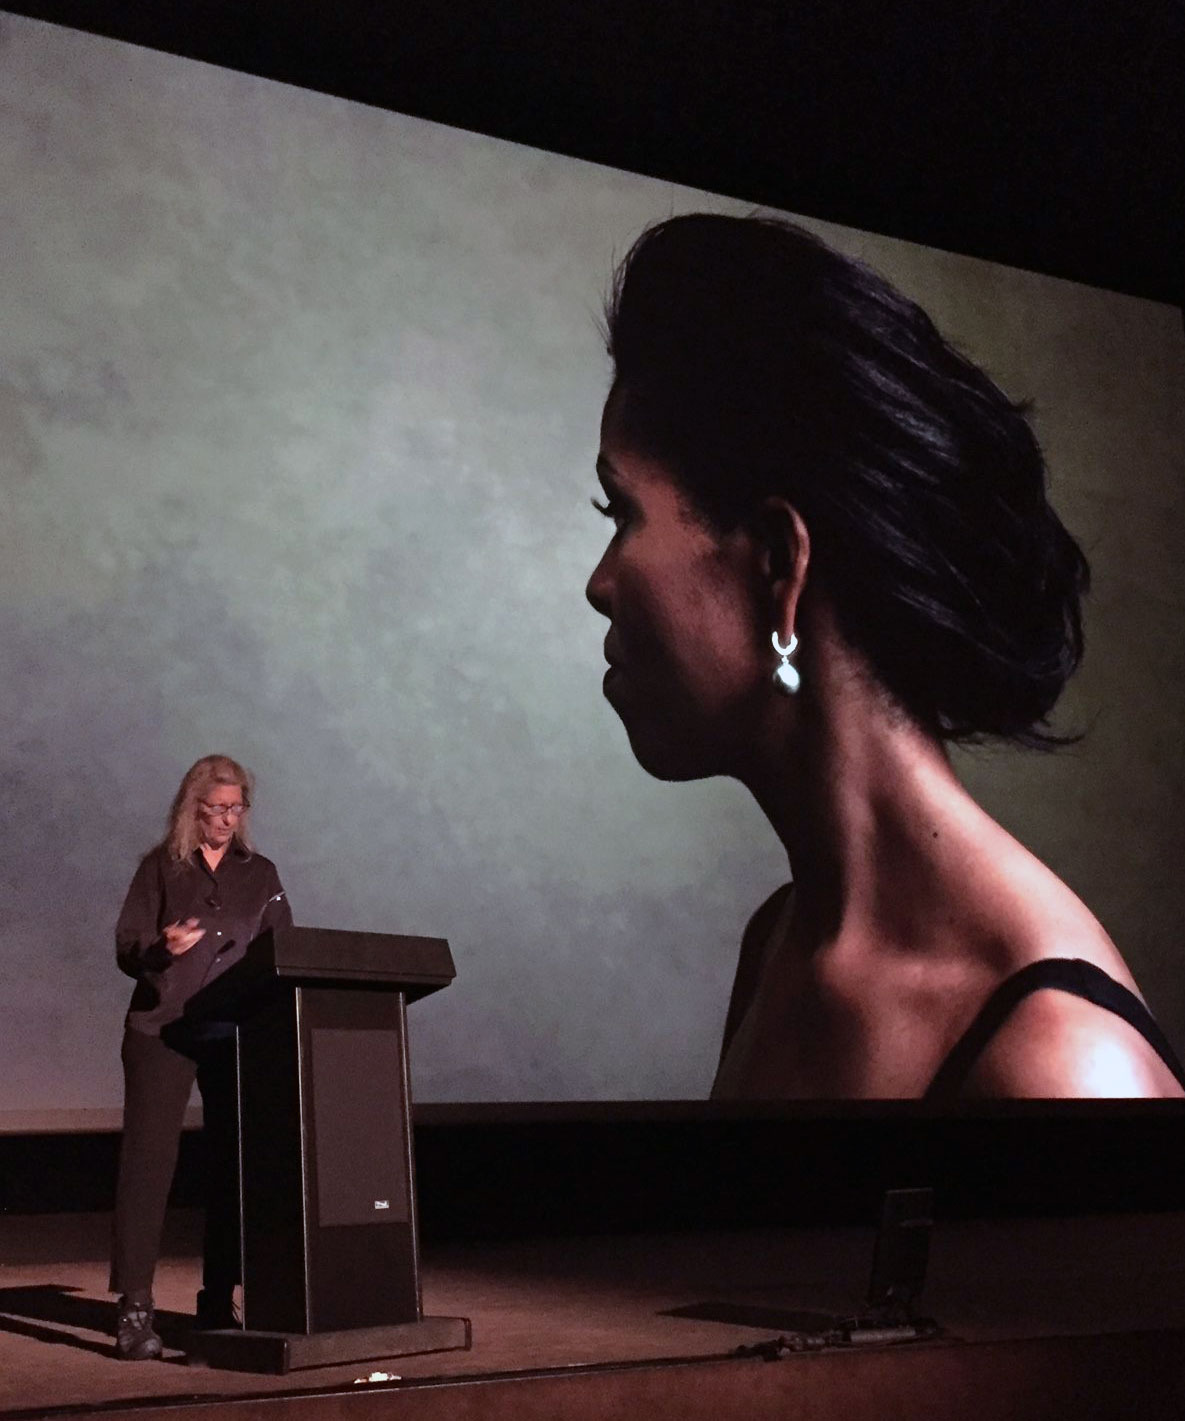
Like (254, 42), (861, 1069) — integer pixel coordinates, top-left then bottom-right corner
(200, 840), (230, 870)
(736, 614), (989, 956)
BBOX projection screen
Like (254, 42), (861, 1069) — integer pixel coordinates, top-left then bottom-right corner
(1, 12), (1183, 1122)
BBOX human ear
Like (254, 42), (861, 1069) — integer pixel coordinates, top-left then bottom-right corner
(753, 497), (811, 640)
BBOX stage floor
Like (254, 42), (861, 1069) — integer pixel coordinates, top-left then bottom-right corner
(3, 1211), (1185, 1417)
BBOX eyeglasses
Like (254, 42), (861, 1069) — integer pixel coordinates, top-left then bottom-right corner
(199, 801), (247, 819)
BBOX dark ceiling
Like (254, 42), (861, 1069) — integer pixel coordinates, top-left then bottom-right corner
(5, 0), (1182, 304)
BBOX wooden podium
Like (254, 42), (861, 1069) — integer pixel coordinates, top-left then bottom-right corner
(183, 925), (470, 1373)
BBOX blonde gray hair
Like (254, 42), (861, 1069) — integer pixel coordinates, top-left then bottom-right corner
(164, 754), (254, 862)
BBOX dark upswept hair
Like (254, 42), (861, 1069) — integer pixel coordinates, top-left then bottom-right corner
(605, 213), (1090, 746)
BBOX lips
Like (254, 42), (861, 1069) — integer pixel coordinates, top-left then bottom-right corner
(602, 637), (623, 698)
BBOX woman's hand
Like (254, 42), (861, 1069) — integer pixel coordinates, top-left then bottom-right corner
(163, 918), (206, 956)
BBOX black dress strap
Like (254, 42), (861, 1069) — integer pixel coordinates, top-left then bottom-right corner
(925, 957), (1185, 1100)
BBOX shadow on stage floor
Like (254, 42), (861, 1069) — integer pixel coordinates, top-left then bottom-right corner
(0, 1285), (198, 1361)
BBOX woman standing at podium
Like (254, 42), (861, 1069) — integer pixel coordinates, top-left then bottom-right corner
(585, 213), (1185, 1102)
(110, 754), (293, 1361)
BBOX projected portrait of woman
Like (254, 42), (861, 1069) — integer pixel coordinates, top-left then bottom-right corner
(110, 755), (292, 1360)
(586, 213), (1185, 1102)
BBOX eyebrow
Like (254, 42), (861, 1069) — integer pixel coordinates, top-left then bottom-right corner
(595, 453), (619, 486)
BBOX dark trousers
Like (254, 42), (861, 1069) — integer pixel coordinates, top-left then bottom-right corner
(110, 1026), (240, 1301)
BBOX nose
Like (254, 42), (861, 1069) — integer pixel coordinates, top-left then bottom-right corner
(586, 545), (613, 619)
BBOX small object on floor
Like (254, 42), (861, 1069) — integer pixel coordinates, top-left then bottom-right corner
(353, 1371), (401, 1384)
(846, 1318), (939, 1345)
(733, 1314), (941, 1362)
(115, 1297), (163, 1361)
(195, 1288), (241, 1331)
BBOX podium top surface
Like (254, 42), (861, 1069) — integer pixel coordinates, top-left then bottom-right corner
(185, 925), (455, 1022)
(259, 925), (455, 994)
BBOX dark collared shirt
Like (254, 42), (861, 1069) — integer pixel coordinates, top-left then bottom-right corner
(116, 841), (292, 1036)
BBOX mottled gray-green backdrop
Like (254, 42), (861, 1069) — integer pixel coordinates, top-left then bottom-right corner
(2, 14), (1182, 1123)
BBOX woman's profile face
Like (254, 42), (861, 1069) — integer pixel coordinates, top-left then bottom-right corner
(585, 395), (770, 782)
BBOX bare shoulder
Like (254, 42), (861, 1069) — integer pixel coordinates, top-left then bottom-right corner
(951, 827), (1185, 1097)
(966, 986), (1185, 1099)
(744, 882), (795, 947)
(719, 883), (794, 1060)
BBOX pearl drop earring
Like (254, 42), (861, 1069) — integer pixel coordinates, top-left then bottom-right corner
(771, 630), (800, 695)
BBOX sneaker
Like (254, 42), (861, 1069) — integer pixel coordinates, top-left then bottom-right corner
(115, 1297), (163, 1361)
(195, 1288), (240, 1331)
